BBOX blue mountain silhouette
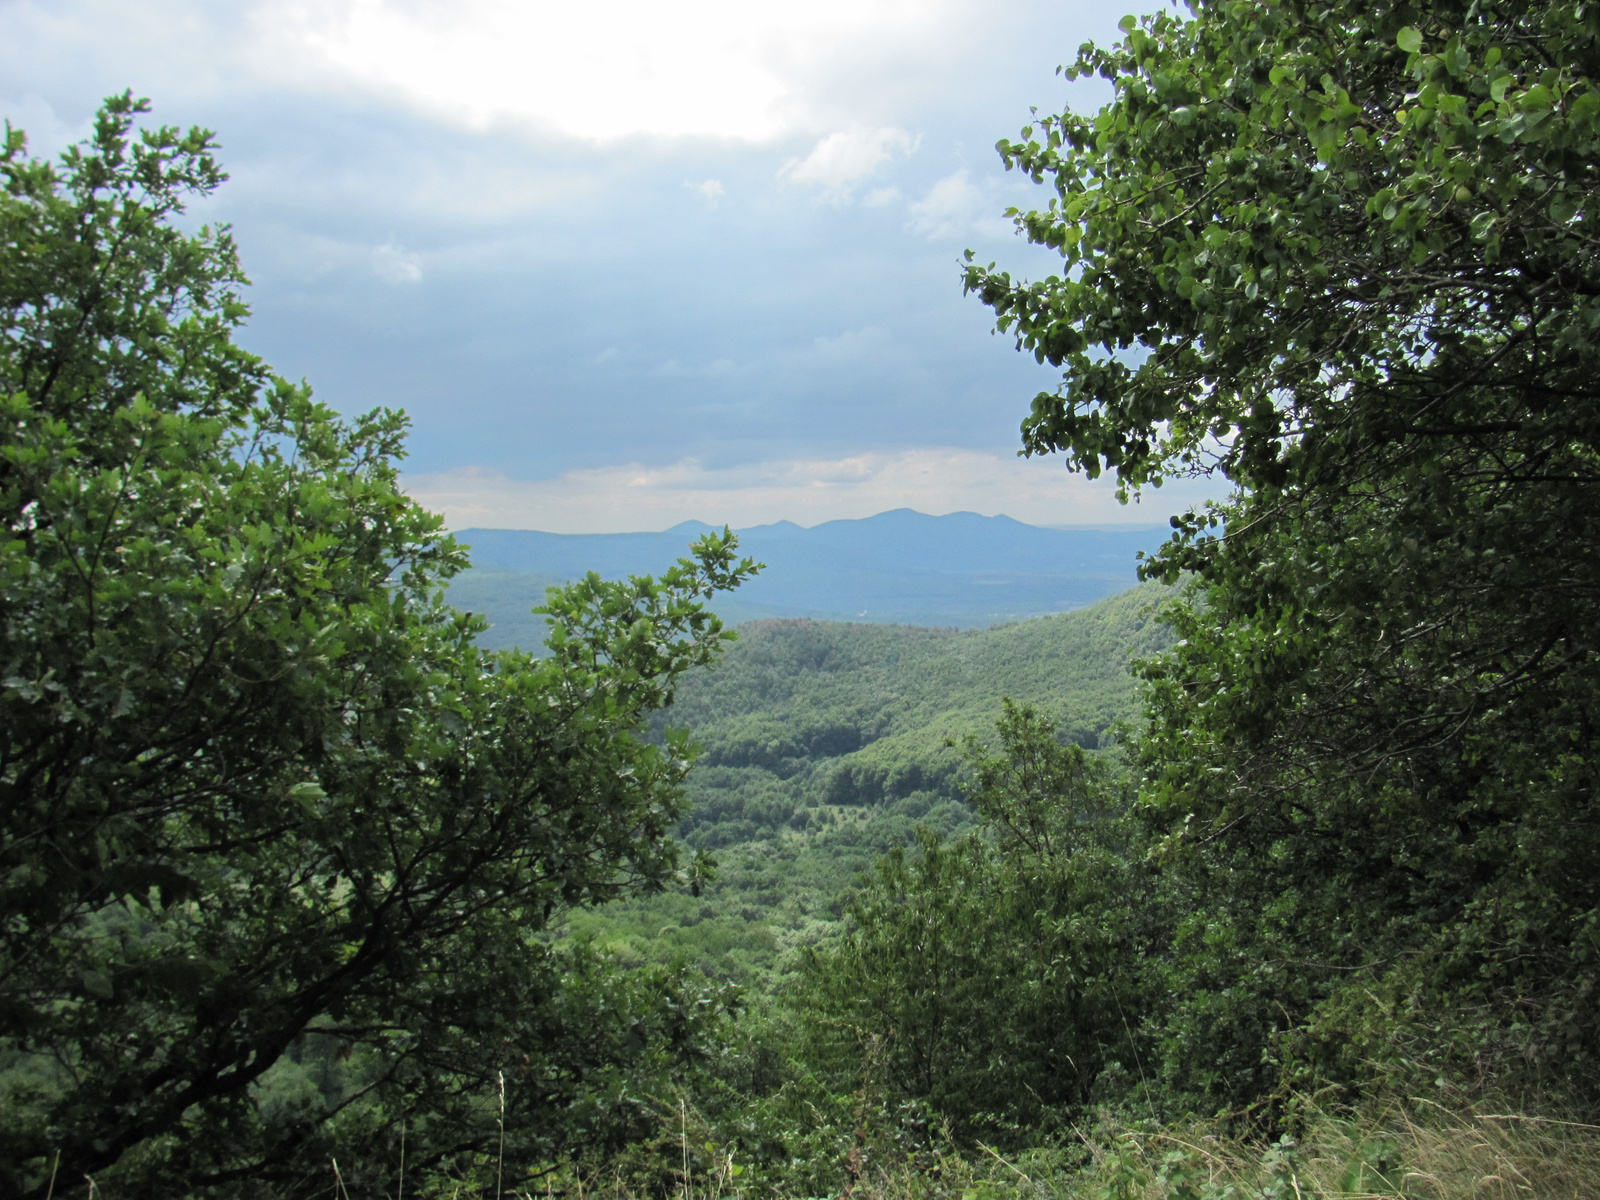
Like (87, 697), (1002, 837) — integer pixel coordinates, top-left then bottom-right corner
(448, 510), (1169, 649)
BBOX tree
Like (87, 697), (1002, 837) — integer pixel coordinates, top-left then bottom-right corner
(968, 2), (1600, 1104)
(800, 703), (1146, 1145)
(0, 95), (758, 1198)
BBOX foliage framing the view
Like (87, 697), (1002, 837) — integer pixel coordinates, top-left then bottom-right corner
(0, 96), (758, 1198)
(965, 0), (1600, 1107)
(12, 0), (1600, 1192)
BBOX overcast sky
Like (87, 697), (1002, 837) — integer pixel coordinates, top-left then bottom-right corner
(1, 0), (1213, 531)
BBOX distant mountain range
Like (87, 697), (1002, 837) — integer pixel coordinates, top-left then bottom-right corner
(445, 508), (1170, 650)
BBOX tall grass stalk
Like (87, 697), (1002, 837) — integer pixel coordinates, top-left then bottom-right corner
(680, 1097), (691, 1200)
(497, 1070), (507, 1200)
(875, 1098), (1600, 1200)
(301, 1092), (1600, 1199)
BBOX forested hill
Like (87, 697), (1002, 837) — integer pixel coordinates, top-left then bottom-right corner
(663, 583), (1171, 849)
(447, 509), (1169, 647)
(565, 583), (1172, 993)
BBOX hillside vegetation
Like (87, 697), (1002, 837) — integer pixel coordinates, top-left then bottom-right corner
(668, 584), (1169, 843)
(565, 585), (1169, 997)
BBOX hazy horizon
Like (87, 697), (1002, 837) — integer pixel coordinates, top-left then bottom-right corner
(447, 506), (1176, 537)
(0, 0), (1223, 531)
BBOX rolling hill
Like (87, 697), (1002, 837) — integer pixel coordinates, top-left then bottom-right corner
(563, 583), (1174, 993)
(444, 509), (1169, 648)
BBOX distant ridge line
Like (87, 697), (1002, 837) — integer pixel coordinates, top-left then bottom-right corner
(461, 507), (1167, 538)
(445, 509), (1171, 648)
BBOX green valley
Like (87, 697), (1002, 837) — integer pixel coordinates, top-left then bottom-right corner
(559, 584), (1171, 998)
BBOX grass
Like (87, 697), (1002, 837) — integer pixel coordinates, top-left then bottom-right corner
(861, 1099), (1600, 1200)
(417, 1093), (1600, 1200)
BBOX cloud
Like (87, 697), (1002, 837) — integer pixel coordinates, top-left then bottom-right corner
(0, 0), (1143, 500)
(263, 0), (962, 142)
(652, 356), (746, 378)
(403, 448), (1228, 533)
(685, 178), (725, 205)
(0, 93), (90, 160)
(780, 126), (917, 199)
(906, 168), (1013, 241)
(802, 325), (893, 366)
(371, 242), (422, 284)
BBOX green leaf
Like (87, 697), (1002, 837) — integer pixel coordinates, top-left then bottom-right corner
(1396, 26), (1423, 54)
(1521, 83), (1555, 112)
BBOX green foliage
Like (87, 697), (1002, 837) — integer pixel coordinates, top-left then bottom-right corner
(29, 1), (1600, 1181)
(967, 0), (1600, 1108)
(796, 704), (1151, 1148)
(556, 588), (1171, 1015)
(0, 96), (756, 1197)
(669, 586), (1170, 841)
(957, 698), (1111, 859)
(415, 1096), (1600, 1200)
(968, 0), (1600, 499)
(545, 590), (1168, 1024)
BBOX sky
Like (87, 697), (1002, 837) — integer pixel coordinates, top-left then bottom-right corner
(0, 0), (1216, 532)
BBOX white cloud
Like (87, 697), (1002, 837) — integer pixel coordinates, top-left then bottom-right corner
(652, 357), (746, 378)
(803, 325), (892, 366)
(0, 93), (88, 160)
(780, 126), (918, 199)
(685, 178), (725, 205)
(371, 241), (422, 284)
(261, 0), (955, 142)
(403, 448), (1226, 533)
(906, 168), (1012, 241)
